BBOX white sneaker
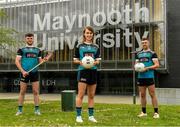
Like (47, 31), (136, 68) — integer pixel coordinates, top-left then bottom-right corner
(88, 116), (97, 123)
(16, 111), (22, 116)
(153, 113), (160, 119)
(34, 110), (41, 115)
(137, 112), (147, 117)
(76, 116), (83, 123)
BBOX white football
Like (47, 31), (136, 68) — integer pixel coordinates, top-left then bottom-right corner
(134, 63), (145, 72)
(81, 56), (95, 69)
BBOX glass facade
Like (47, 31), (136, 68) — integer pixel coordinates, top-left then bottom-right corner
(0, 0), (167, 72)
(0, 0), (167, 94)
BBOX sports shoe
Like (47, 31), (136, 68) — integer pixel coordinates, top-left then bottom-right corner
(88, 116), (97, 123)
(153, 113), (160, 119)
(76, 116), (83, 123)
(34, 110), (41, 115)
(15, 111), (22, 116)
(137, 112), (147, 117)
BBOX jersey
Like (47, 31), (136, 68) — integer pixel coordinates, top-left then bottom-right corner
(135, 49), (158, 79)
(17, 46), (42, 72)
(74, 42), (101, 71)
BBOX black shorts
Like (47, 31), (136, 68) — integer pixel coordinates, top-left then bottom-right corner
(20, 71), (39, 83)
(77, 69), (97, 85)
(137, 78), (155, 86)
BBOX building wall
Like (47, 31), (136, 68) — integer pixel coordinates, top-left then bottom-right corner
(159, 0), (180, 88)
(0, 0), (167, 71)
(1, 0), (179, 94)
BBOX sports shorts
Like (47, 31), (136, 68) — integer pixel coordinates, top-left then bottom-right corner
(77, 69), (97, 85)
(20, 71), (39, 83)
(137, 78), (155, 86)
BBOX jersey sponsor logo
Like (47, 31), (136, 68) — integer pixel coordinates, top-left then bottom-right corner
(26, 53), (37, 58)
(139, 57), (149, 62)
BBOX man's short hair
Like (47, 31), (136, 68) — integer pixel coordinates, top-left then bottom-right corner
(142, 37), (149, 41)
(25, 33), (34, 37)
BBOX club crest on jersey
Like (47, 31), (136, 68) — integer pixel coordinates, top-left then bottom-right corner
(87, 46), (91, 50)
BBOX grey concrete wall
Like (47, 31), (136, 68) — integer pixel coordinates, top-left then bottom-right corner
(147, 88), (180, 105)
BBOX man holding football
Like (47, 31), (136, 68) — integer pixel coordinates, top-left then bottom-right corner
(135, 38), (160, 119)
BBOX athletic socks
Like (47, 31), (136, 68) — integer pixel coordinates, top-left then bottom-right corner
(35, 105), (40, 111)
(142, 107), (146, 113)
(76, 107), (95, 116)
(18, 105), (23, 112)
(76, 107), (82, 116)
(88, 107), (94, 116)
(154, 108), (158, 113)
(142, 107), (158, 113)
(17, 105), (41, 113)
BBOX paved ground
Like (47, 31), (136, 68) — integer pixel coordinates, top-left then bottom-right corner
(0, 93), (140, 104)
